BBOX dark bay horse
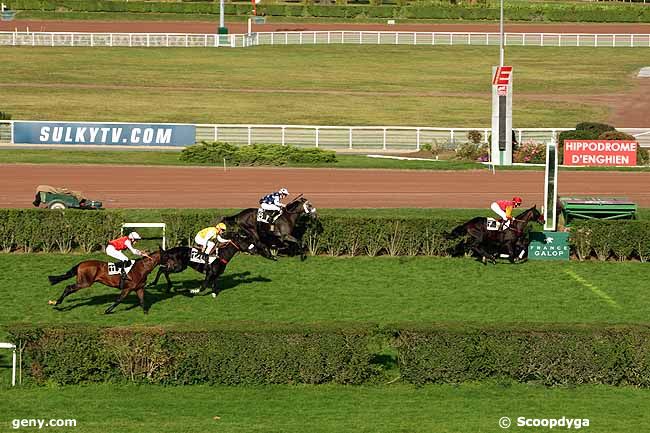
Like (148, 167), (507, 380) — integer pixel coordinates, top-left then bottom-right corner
(446, 205), (545, 264)
(221, 196), (317, 258)
(151, 232), (256, 298)
(47, 251), (161, 314)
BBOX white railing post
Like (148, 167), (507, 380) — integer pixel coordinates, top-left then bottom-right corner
(247, 126), (252, 145)
(214, 126), (218, 141)
(432, 32), (436, 46)
(349, 128), (353, 150)
(395, 33), (398, 45)
(32, 31), (35, 46)
(541, 33), (544, 46)
(315, 127), (319, 148)
(383, 128), (387, 150)
(377, 32), (380, 45)
(450, 129), (455, 147)
(414, 32), (417, 45)
(416, 128), (421, 150)
(10, 120), (14, 144)
(300, 32), (303, 45)
(110, 33), (113, 47)
(281, 127), (286, 146)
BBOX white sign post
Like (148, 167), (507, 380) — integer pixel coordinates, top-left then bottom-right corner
(544, 140), (558, 231)
(491, 66), (513, 166)
(0, 342), (17, 386)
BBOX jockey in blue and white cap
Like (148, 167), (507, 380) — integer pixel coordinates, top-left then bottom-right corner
(259, 188), (289, 223)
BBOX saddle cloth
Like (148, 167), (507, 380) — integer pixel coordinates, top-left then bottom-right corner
(487, 218), (500, 231)
(256, 208), (272, 223)
(107, 260), (135, 276)
(190, 248), (218, 265)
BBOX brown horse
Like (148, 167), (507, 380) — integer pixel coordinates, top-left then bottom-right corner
(47, 251), (161, 314)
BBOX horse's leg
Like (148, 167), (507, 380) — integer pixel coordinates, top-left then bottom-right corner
(163, 271), (173, 293)
(104, 288), (130, 314)
(135, 285), (148, 314)
(53, 283), (77, 305)
(211, 269), (225, 299)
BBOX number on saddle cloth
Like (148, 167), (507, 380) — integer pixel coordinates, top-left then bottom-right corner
(189, 248), (218, 264)
(257, 208), (271, 223)
(486, 218), (500, 231)
(107, 260), (135, 276)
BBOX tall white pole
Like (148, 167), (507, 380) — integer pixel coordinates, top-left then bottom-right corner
(499, 0), (504, 66)
(219, 0), (225, 29)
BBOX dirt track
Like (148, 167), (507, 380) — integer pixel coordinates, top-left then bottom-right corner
(2, 164), (649, 209)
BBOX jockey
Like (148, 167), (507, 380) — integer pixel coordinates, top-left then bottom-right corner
(106, 232), (144, 286)
(195, 223), (230, 261)
(259, 188), (289, 229)
(490, 196), (523, 230)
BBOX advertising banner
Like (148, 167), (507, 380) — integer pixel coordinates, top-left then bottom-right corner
(563, 140), (637, 166)
(13, 121), (196, 147)
(528, 231), (570, 261)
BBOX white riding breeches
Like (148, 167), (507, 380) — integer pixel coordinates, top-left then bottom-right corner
(490, 202), (508, 220)
(106, 245), (129, 262)
(261, 203), (281, 212)
(194, 234), (216, 254)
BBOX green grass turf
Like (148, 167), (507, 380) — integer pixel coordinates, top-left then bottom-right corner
(0, 149), (485, 170)
(1, 254), (649, 329)
(2, 150), (649, 171)
(0, 45), (646, 126)
(0, 382), (648, 433)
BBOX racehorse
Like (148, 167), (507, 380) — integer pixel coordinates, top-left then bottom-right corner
(445, 205), (544, 264)
(47, 250), (161, 314)
(221, 196), (317, 259)
(151, 232), (256, 298)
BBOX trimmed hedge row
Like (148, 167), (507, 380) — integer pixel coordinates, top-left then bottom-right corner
(1, 209), (649, 260)
(9, 323), (650, 386)
(396, 324), (650, 386)
(8, 324), (379, 385)
(8, 0), (650, 22)
(180, 142), (337, 166)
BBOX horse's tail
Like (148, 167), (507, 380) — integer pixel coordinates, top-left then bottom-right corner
(445, 222), (469, 240)
(48, 264), (79, 285)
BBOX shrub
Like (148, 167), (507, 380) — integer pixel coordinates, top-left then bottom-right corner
(455, 142), (488, 162)
(466, 130), (483, 145)
(513, 141), (546, 164)
(9, 324), (379, 385)
(598, 131), (649, 166)
(180, 142), (337, 166)
(575, 122), (616, 136)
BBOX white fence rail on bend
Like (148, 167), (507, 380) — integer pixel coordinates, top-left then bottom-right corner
(2, 31), (650, 48)
(1, 121), (649, 151)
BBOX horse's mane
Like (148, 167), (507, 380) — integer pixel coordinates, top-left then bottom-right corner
(286, 197), (306, 211)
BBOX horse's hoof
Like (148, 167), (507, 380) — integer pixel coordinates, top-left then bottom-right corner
(211, 293), (217, 298)
(190, 289), (200, 295)
(47, 300), (56, 305)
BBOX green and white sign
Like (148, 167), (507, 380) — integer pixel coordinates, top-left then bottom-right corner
(528, 231), (570, 261)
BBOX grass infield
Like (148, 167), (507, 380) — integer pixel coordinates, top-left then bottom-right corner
(0, 382), (648, 433)
(1, 45), (646, 126)
(1, 254), (649, 329)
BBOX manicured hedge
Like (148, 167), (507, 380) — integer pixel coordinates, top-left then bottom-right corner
(8, 324), (379, 385)
(396, 324), (650, 386)
(179, 142), (337, 166)
(7, 0), (650, 23)
(9, 323), (650, 386)
(1, 209), (649, 260)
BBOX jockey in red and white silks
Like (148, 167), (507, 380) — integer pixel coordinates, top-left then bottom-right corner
(490, 197), (522, 229)
(106, 232), (143, 262)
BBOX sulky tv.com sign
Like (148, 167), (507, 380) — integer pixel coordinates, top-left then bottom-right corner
(563, 140), (637, 166)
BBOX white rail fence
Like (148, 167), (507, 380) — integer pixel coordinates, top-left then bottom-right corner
(2, 121), (649, 151)
(2, 31), (650, 48)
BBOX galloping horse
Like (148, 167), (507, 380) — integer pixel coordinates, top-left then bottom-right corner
(446, 205), (545, 264)
(221, 196), (317, 258)
(47, 251), (161, 314)
(151, 232), (256, 298)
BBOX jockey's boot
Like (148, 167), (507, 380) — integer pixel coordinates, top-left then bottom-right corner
(201, 251), (210, 263)
(118, 262), (128, 289)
